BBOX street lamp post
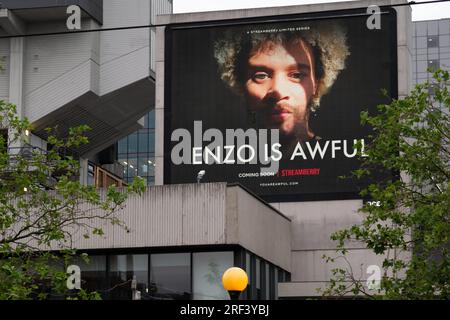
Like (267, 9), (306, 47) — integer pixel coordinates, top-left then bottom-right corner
(222, 267), (248, 300)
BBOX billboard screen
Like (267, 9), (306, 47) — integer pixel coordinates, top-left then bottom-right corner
(164, 8), (397, 202)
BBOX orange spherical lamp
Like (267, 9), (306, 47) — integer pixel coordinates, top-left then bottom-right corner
(222, 267), (248, 300)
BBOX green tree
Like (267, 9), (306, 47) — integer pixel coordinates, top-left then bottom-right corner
(0, 101), (146, 299)
(323, 69), (449, 299)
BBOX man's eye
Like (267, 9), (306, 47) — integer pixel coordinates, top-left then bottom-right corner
(252, 72), (269, 81)
(290, 72), (307, 80)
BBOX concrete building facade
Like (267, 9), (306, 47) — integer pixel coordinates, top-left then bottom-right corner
(155, 0), (413, 298)
(0, 0), (291, 300)
(1, 0), (430, 300)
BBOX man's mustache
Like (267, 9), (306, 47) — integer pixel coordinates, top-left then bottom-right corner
(259, 102), (296, 115)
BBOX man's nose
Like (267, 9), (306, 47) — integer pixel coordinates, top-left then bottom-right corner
(267, 75), (289, 101)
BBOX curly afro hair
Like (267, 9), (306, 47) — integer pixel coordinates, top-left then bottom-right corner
(214, 22), (350, 111)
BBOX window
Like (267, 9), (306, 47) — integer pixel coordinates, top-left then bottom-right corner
(117, 138), (127, 155)
(114, 111), (155, 186)
(278, 270), (285, 283)
(269, 265), (275, 300)
(427, 35), (439, 48)
(150, 253), (191, 300)
(193, 251), (233, 300)
(145, 110), (156, 129)
(71, 255), (108, 297)
(87, 163), (95, 186)
(245, 252), (251, 299)
(274, 268), (279, 300)
(428, 59), (439, 71)
(109, 254), (148, 300)
(149, 131), (155, 153)
(127, 134), (138, 153)
(416, 36), (427, 49)
(255, 257), (261, 299)
(138, 133), (149, 153)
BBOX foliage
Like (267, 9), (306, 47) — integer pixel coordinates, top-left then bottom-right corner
(323, 69), (450, 299)
(0, 101), (146, 299)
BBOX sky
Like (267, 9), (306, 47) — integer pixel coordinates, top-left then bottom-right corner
(173, 0), (450, 21)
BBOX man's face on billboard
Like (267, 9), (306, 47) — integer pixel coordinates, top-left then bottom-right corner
(244, 39), (317, 140)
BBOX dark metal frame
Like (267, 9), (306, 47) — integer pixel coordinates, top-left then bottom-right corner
(163, 7), (399, 203)
(65, 244), (290, 300)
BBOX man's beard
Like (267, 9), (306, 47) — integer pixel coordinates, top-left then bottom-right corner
(253, 102), (313, 144)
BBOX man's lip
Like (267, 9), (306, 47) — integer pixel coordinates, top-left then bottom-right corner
(269, 110), (291, 122)
(271, 109), (292, 115)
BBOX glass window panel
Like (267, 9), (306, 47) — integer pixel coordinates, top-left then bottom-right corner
(118, 138), (127, 155)
(416, 22), (427, 36)
(87, 163), (95, 186)
(428, 59), (439, 71)
(138, 133), (149, 153)
(427, 35), (439, 47)
(278, 269), (284, 283)
(428, 52), (438, 60)
(255, 258), (261, 299)
(255, 258), (260, 289)
(144, 113), (150, 129)
(438, 20), (450, 34)
(193, 251), (233, 300)
(439, 35), (450, 47)
(138, 157), (149, 177)
(128, 134), (138, 153)
(274, 268), (279, 300)
(441, 59), (450, 69)
(417, 60), (428, 73)
(148, 110), (155, 129)
(245, 253), (251, 284)
(70, 255), (107, 296)
(416, 36), (427, 49)
(127, 157), (138, 178)
(109, 254), (148, 300)
(118, 158), (128, 177)
(427, 21), (438, 35)
(416, 48), (427, 55)
(149, 131), (155, 153)
(150, 253), (191, 300)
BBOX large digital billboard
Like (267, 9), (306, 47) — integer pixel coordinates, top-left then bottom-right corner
(164, 8), (397, 202)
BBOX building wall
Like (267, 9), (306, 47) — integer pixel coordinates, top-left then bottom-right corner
(272, 200), (387, 296)
(228, 185), (292, 272)
(113, 0), (172, 186)
(100, 0), (150, 95)
(38, 183), (291, 272)
(112, 0), (172, 186)
(1, 0), (172, 125)
(23, 19), (100, 123)
(155, 0), (413, 297)
(1, 0), (103, 24)
(151, 0), (173, 72)
(412, 19), (450, 84)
